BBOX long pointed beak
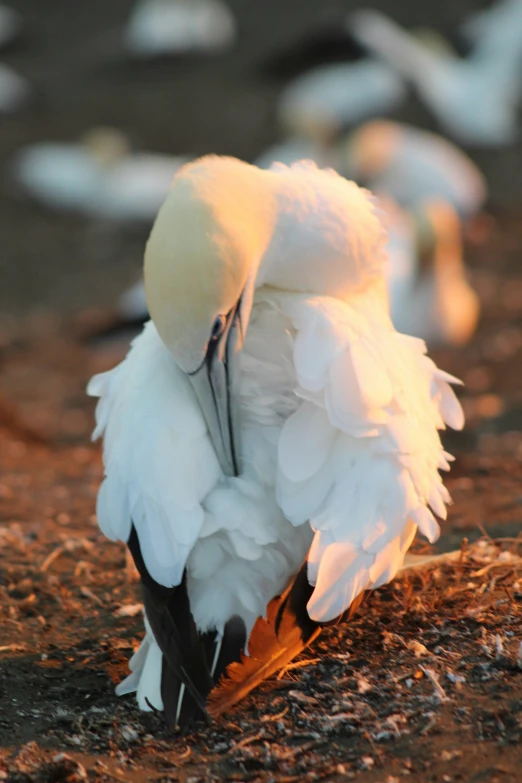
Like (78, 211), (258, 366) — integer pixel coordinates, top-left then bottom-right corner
(187, 308), (243, 477)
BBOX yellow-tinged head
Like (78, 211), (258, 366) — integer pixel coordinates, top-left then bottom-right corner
(144, 155), (276, 477)
(144, 155), (275, 373)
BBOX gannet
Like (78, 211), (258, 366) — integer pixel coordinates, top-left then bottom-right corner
(12, 127), (188, 221)
(344, 121), (487, 219)
(277, 60), (405, 143)
(383, 196), (479, 346)
(350, 8), (522, 146)
(125, 0), (236, 58)
(88, 156), (463, 728)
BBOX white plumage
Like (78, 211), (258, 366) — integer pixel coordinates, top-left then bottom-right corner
(345, 121), (487, 218)
(125, 0), (236, 58)
(350, 8), (522, 146)
(12, 128), (188, 221)
(382, 196), (480, 347)
(255, 137), (334, 172)
(88, 157), (463, 718)
(277, 60), (405, 141)
(462, 0), (522, 61)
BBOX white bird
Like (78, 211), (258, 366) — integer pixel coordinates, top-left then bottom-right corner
(88, 156), (463, 728)
(12, 127), (188, 221)
(382, 196), (480, 347)
(278, 60), (406, 143)
(0, 63), (30, 113)
(350, 8), (522, 146)
(125, 0), (236, 58)
(344, 121), (487, 218)
(0, 4), (21, 50)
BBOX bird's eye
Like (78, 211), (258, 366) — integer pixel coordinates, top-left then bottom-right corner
(211, 315), (225, 341)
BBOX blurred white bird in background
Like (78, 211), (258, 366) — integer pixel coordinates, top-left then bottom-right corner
(344, 120), (487, 218)
(89, 156), (463, 728)
(462, 0), (522, 60)
(125, 0), (236, 58)
(277, 60), (406, 143)
(254, 61), (405, 176)
(382, 196), (480, 347)
(350, 6), (522, 146)
(12, 127), (189, 221)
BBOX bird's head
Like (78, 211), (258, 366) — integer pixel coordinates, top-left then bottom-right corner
(144, 155), (276, 477)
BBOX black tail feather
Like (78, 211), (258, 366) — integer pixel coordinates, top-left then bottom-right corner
(127, 527), (248, 730)
(213, 616), (247, 682)
(127, 526), (212, 728)
(275, 560), (317, 641)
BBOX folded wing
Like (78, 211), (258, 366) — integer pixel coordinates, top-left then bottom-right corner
(88, 320), (221, 589)
(274, 288), (463, 622)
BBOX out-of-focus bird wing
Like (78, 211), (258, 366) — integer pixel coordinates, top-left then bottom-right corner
(270, 286), (463, 624)
(125, 0), (236, 57)
(345, 121), (487, 217)
(277, 60), (405, 140)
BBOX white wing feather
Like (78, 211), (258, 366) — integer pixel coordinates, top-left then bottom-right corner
(88, 320), (221, 588)
(270, 286), (463, 623)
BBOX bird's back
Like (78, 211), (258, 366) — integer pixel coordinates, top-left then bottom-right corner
(259, 162), (388, 302)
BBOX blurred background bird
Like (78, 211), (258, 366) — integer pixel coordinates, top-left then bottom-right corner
(275, 59), (405, 145)
(88, 156), (463, 728)
(343, 121), (487, 219)
(12, 127), (189, 222)
(124, 0), (236, 58)
(382, 196), (480, 347)
(349, 5), (522, 146)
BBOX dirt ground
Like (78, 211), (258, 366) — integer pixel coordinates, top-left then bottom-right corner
(1, 1), (522, 781)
